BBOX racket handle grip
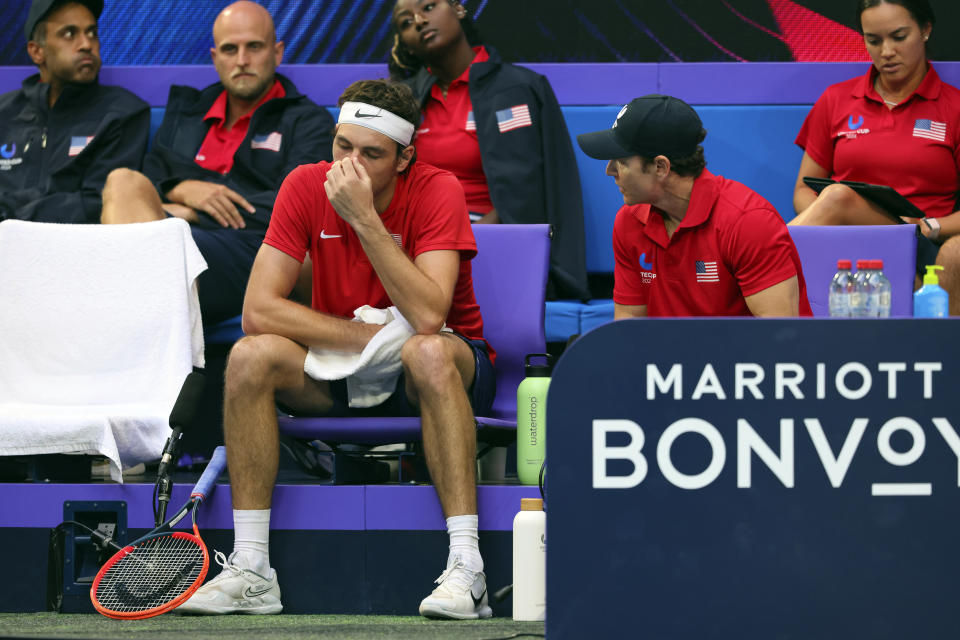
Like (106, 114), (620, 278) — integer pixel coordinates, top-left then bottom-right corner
(191, 446), (228, 502)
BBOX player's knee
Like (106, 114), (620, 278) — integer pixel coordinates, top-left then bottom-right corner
(402, 334), (458, 386)
(225, 335), (286, 392)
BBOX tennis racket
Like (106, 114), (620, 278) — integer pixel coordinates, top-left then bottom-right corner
(90, 446), (228, 619)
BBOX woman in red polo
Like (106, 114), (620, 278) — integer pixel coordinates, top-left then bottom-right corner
(387, 0), (589, 300)
(789, 0), (960, 306)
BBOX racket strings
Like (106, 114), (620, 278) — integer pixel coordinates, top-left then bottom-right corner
(95, 533), (205, 613)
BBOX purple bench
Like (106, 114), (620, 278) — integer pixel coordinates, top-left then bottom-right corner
(788, 224), (918, 317)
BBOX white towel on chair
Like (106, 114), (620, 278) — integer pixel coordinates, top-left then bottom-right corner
(304, 305), (430, 408)
(0, 218), (207, 481)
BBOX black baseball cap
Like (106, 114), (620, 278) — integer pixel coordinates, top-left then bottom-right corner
(25, 0), (104, 41)
(577, 94), (704, 160)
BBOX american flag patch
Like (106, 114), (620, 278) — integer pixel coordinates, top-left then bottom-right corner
(390, 233), (402, 247)
(695, 260), (719, 283)
(251, 132), (282, 151)
(68, 135), (93, 156)
(465, 110), (476, 131)
(913, 119), (946, 142)
(495, 104), (532, 133)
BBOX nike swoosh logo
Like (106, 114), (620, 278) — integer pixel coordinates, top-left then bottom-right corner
(243, 584), (273, 598)
(354, 109), (380, 119)
(320, 231), (342, 239)
(471, 588), (486, 607)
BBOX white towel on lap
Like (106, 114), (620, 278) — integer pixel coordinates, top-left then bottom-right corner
(304, 305), (436, 408)
(0, 219), (207, 481)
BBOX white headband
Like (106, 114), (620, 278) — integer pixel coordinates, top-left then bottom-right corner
(338, 101), (415, 147)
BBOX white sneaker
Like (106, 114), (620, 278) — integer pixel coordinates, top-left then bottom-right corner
(176, 551), (282, 615)
(419, 557), (493, 619)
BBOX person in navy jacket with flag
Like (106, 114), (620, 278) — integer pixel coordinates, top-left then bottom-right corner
(388, 0), (589, 300)
(0, 0), (149, 224)
(102, 1), (333, 324)
(789, 0), (960, 312)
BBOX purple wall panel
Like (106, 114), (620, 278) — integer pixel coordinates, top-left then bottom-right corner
(3, 62), (960, 106)
(270, 484), (365, 530)
(0, 482), (363, 530)
(364, 485), (540, 531)
(0, 482), (536, 530)
(528, 63), (659, 106)
(0, 482), (236, 529)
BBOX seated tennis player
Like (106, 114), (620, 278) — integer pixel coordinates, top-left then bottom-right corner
(178, 79), (496, 620)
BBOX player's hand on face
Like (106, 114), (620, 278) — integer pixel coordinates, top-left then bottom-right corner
(324, 157), (375, 226)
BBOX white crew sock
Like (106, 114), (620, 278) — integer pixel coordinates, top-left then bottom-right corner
(232, 509), (271, 576)
(446, 514), (483, 572)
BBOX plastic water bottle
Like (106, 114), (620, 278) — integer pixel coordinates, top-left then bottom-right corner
(517, 354), (551, 485)
(851, 260), (872, 317)
(872, 260), (892, 318)
(914, 264), (949, 317)
(828, 259), (854, 317)
(512, 497), (546, 621)
(863, 261), (881, 317)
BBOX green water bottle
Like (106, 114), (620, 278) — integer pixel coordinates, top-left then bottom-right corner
(517, 354), (551, 485)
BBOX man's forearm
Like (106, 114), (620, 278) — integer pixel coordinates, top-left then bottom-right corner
(243, 294), (381, 352)
(352, 218), (451, 335)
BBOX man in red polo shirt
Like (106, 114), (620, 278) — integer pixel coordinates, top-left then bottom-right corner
(177, 80), (496, 620)
(577, 94), (812, 318)
(101, 1), (333, 325)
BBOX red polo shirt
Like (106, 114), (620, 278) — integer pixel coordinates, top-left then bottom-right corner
(613, 170), (812, 317)
(414, 46), (493, 214)
(265, 160), (493, 361)
(194, 79), (286, 175)
(796, 64), (960, 218)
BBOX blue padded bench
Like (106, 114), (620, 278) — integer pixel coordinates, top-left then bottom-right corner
(7, 64), (945, 341)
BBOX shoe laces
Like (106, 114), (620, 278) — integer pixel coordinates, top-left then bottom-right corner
(210, 550), (245, 580)
(434, 558), (480, 592)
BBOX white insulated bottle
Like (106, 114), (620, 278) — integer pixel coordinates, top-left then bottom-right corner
(512, 497), (546, 621)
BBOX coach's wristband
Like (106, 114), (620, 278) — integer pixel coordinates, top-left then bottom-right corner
(924, 217), (941, 240)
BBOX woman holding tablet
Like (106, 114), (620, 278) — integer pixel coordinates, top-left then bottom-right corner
(789, 0), (960, 308)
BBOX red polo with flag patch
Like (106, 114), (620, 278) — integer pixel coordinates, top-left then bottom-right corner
(194, 79), (285, 175)
(415, 46), (493, 214)
(264, 160), (493, 360)
(796, 64), (960, 218)
(613, 169), (812, 317)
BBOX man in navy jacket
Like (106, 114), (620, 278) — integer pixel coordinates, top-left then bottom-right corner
(102, 1), (333, 324)
(0, 0), (149, 224)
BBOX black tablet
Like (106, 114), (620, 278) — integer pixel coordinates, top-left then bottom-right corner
(802, 177), (927, 224)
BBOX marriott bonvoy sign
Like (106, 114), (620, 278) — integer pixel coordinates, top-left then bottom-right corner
(592, 360), (956, 495)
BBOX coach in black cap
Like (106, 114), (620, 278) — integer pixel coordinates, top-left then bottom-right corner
(576, 94), (812, 318)
(0, 0), (148, 223)
(25, 0), (103, 41)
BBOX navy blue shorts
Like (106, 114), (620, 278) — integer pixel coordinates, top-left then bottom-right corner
(295, 333), (496, 418)
(190, 227), (263, 325)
